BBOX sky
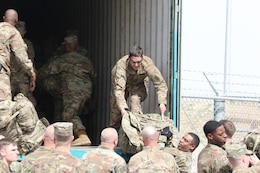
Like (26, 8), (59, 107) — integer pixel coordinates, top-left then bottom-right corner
(181, 0), (260, 98)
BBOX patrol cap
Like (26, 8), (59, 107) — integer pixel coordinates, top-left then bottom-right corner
(53, 122), (73, 137)
(62, 35), (78, 44)
(65, 29), (79, 36)
(15, 21), (26, 29)
(226, 143), (253, 158)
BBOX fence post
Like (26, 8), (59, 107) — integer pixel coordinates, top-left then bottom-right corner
(214, 99), (226, 121)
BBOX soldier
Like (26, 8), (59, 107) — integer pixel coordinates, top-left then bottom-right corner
(10, 20), (37, 106)
(0, 138), (19, 173)
(38, 35), (94, 146)
(128, 126), (179, 172)
(19, 124), (55, 173)
(197, 120), (232, 173)
(31, 122), (87, 173)
(226, 143), (260, 172)
(164, 132), (200, 173)
(110, 45), (168, 130)
(0, 9), (36, 100)
(53, 29), (89, 57)
(0, 9), (46, 155)
(81, 127), (127, 172)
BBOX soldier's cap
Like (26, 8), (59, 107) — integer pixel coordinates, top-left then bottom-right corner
(65, 29), (79, 36)
(226, 143), (253, 158)
(53, 122), (73, 137)
(15, 21), (26, 29)
(62, 35), (78, 44)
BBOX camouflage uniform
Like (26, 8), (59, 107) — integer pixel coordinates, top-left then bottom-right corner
(128, 146), (179, 173)
(0, 93), (46, 155)
(197, 144), (232, 173)
(164, 147), (192, 173)
(31, 149), (87, 173)
(110, 55), (168, 129)
(0, 160), (10, 173)
(19, 146), (53, 173)
(10, 38), (37, 106)
(38, 51), (94, 134)
(0, 22), (35, 100)
(81, 145), (127, 172)
(9, 161), (20, 173)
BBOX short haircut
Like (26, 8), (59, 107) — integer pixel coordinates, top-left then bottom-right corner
(0, 138), (16, 150)
(129, 45), (143, 57)
(188, 132), (200, 149)
(203, 120), (222, 137)
(219, 120), (236, 138)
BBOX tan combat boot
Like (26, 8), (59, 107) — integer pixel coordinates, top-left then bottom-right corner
(71, 130), (92, 146)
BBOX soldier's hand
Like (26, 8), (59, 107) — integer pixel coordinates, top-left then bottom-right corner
(120, 108), (127, 117)
(159, 104), (166, 114)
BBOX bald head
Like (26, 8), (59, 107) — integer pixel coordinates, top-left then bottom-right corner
(100, 127), (118, 143)
(43, 124), (55, 148)
(142, 126), (159, 146)
(44, 124), (54, 139)
(3, 9), (18, 26)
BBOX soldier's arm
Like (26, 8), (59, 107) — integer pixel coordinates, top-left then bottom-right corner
(10, 28), (35, 82)
(112, 63), (129, 112)
(144, 57), (168, 107)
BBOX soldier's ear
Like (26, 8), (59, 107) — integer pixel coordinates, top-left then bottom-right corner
(207, 133), (214, 140)
(190, 144), (196, 152)
(0, 149), (6, 157)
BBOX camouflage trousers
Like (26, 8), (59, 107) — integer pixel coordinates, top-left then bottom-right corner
(0, 68), (12, 100)
(0, 93), (46, 154)
(110, 82), (147, 130)
(10, 72), (37, 106)
(59, 91), (89, 133)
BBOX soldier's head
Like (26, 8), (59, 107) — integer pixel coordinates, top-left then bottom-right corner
(219, 119), (236, 143)
(63, 35), (78, 52)
(53, 122), (74, 147)
(203, 120), (227, 147)
(141, 126), (159, 146)
(100, 127), (118, 149)
(43, 124), (55, 149)
(0, 138), (19, 166)
(226, 143), (254, 168)
(3, 9), (18, 26)
(128, 45), (143, 71)
(15, 21), (27, 38)
(178, 132), (200, 152)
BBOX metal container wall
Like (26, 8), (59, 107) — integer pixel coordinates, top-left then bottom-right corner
(56, 0), (173, 144)
(0, 0), (173, 144)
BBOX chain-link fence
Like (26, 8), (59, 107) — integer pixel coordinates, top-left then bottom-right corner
(180, 70), (260, 172)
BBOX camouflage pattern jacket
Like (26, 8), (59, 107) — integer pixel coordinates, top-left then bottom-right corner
(197, 144), (232, 173)
(111, 55), (168, 110)
(0, 22), (34, 76)
(81, 145), (128, 173)
(128, 146), (179, 173)
(32, 149), (87, 173)
(38, 51), (95, 95)
(0, 160), (10, 173)
(10, 38), (35, 83)
(19, 147), (53, 173)
(164, 147), (192, 173)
